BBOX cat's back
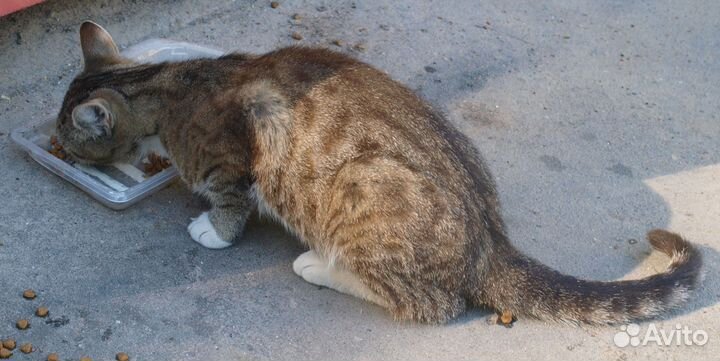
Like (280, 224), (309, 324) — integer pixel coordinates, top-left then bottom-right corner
(246, 46), (493, 202)
(247, 46), (435, 130)
(239, 46), (396, 100)
(246, 46), (486, 185)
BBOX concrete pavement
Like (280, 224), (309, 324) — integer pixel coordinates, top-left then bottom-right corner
(1, 1), (718, 360)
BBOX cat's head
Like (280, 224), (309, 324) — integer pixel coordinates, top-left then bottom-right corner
(55, 22), (142, 165)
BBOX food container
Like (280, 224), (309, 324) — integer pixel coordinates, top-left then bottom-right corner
(11, 39), (225, 210)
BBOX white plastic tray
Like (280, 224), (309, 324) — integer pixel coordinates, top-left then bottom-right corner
(11, 39), (225, 210)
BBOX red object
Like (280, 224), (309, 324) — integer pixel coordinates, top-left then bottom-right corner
(0, 0), (45, 17)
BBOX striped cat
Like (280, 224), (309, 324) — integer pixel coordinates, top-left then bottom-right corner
(55, 22), (702, 324)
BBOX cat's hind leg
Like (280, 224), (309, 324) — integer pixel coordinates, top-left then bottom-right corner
(293, 250), (388, 307)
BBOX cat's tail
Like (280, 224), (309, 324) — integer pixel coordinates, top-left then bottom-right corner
(479, 229), (702, 325)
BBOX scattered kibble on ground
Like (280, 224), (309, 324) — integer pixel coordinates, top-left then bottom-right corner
(16, 319), (30, 330)
(291, 32), (303, 40)
(291, 13), (301, 20)
(36, 306), (49, 317)
(499, 309), (516, 327)
(6, 290), (126, 360)
(500, 310), (513, 324)
(23, 289), (37, 300)
(1, 340), (15, 350)
(8, 290), (125, 360)
(331, 39), (344, 46)
(270, 1), (279, 8)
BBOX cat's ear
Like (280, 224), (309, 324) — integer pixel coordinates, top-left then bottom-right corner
(72, 99), (114, 138)
(79, 21), (121, 71)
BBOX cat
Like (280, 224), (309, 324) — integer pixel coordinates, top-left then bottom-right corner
(55, 21), (702, 324)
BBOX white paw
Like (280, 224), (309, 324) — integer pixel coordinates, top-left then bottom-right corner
(187, 212), (233, 249)
(293, 250), (331, 286)
(292, 250), (388, 307)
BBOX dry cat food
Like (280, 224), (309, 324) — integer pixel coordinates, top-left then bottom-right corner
(1, 340), (14, 350)
(16, 319), (29, 330)
(35, 306), (49, 317)
(499, 309), (515, 326)
(143, 152), (172, 176)
(49, 136), (67, 160)
(20, 343), (32, 354)
(22, 289), (37, 300)
(5, 290), (131, 361)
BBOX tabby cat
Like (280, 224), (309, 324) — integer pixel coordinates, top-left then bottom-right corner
(55, 22), (701, 324)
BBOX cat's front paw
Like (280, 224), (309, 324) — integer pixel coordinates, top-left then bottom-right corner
(187, 212), (233, 249)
